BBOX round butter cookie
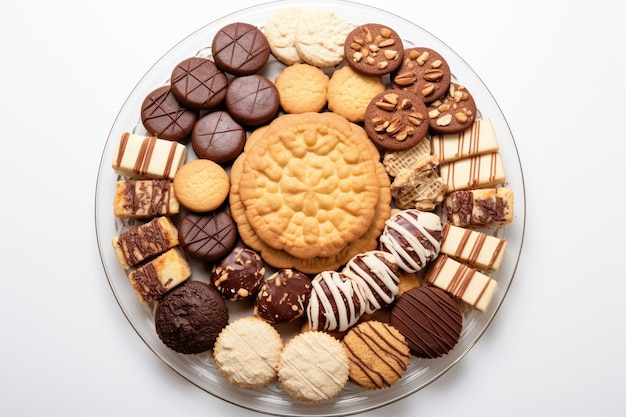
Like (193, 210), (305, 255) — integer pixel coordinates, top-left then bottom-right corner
(213, 317), (283, 389)
(238, 112), (381, 260)
(278, 331), (349, 403)
(275, 63), (329, 114)
(294, 9), (351, 68)
(263, 7), (305, 65)
(342, 321), (410, 390)
(173, 159), (229, 213)
(327, 65), (385, 123)
(229, 122), (391, 274)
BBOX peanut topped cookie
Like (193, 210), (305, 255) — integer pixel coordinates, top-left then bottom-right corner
(344, 23), (404, 76)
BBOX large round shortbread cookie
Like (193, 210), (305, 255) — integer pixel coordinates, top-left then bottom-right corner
(238, 112), (381, 260)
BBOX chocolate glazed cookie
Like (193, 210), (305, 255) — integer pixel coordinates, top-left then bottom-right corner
(170, 57), (228, 110)
(141, 85), (197, 141)
(178, 209), (238, 262)
(225, 74), (279, 126)
(192, 110), (245, 163)
(211, 22), (270, 76)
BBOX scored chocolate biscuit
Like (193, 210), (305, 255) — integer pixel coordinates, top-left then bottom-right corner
(192, 110), (246, 163)
(364, 89), (429, 151)
(344, 23), (404, 76)
(141, 85), (197, 141)
(178, 208), (238, 262)
(211, 22), (270, 76)
(225, 74), (279, 126)
(170, 57), (228, 110)
(392, 47), (452, 104)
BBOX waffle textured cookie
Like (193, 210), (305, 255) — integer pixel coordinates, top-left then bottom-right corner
(237, 112), (382, 260)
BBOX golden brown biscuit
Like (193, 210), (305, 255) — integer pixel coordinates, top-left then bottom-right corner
(326, 65), (385, 123)
(238, 112), (381, 260)
(173, 159), (229, 213)
(229, 121), (391, 274)
(275, 63), (329, 114)
(342, 321), (410, 390)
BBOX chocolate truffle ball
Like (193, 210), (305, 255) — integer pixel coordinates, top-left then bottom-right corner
(210, 246), (265, 301)
(254, 269), (312, 324)
(155, 280), (229, 354)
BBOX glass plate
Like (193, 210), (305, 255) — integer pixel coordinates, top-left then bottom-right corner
(95, 0), (526, 415)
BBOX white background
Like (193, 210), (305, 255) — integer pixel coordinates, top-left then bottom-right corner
(1, 0), (625, 416)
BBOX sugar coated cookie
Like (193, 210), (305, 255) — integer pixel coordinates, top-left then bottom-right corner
(294, 9), (351, 68)
(213, 317), (283, 389)
(264, 7), (305, 65)
(173, 159), (229, 213)
(275, 63), (329, 113)
(278, 331), (349, 403)
(327, 65), (385, 123)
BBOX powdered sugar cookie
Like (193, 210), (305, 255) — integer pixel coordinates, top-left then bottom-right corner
(294, 9), (351, 68)
(264, 7), (305, 65)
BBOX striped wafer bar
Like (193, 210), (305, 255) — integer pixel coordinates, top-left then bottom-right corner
(441, 223), (507, 272)
(439, 152), (505, 192)
(431, 118), (499, 163)
(112, 132), (187, 180)
(425, 254), (497, 313)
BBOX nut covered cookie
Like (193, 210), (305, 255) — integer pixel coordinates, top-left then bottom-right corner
(238, 112), (381, 260)
(391, 47), (452, 104)
(364, 89), (429, 151)
(344, 23), (404, 76)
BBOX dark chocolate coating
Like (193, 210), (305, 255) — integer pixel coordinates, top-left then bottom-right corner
(192, 111), (245, 163)
(141, 85), (197, 141)
(391, 47), (451, 105)
(390, 286), (462, 358)
(155, 280), (229, 354)
(344, 23), (404, 76)
(427, 83), (477, 134)
(210, 246), (265, 301)
(254, 269), (312, 324)
(364, 89), (429, 151)
(211, 22), (270, 75)
(170, 57), (228, 110)
(225, 74), (279, 126)
(178, 209), (237, 262)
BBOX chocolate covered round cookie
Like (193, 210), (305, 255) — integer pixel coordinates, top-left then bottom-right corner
(192, 111), (245, 163)
(212, 22), (270, 76)
(210, 246), (266, 301)
(364, 89), (429, 151)
(225, 74), (279, 126)
(178, 209), (238, 262)
(254, 269), (312, 324)
(391, 47), (452, 104)
(390, 286), (462, 358)
(170, 57), (228, 110)
(154, 280), (229, 354)
(141, 85), (197, 141)
(344, 23), (404, 76)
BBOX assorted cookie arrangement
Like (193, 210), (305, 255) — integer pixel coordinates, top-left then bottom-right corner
(108, 5), (515, 404)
